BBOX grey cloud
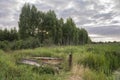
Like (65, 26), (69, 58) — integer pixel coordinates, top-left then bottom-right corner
(111, 20), (120, 24)
(92, 12), (114, 20)
(0, 0), (19, 29)
(0, 0), (120, 41)
(114, 0), (120, 9)
(85, 25), (120, 38)
(35, 3), (53, 11)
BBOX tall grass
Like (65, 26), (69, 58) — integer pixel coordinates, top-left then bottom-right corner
(0, 43), (120, 80)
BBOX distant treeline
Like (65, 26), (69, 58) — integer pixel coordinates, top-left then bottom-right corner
(0, 3), (91, 50)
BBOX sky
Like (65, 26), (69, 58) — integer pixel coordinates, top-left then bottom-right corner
(0, 0), (120, 42)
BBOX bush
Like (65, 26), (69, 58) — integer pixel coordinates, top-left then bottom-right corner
(43, 38), (54, 46)
(11, 37), (41, 50)
(10, 40), (23, 50)
(0, 37), (41, 51)
(32, 66), (55, 75)
(0, 41), (10, 51)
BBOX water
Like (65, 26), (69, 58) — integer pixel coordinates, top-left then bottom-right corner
(21, 59), (40, 67)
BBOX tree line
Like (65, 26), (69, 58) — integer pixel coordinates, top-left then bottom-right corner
(0, 3), (91, 50)
(19, 3), (91, 45)
(0, 28), (19, 41)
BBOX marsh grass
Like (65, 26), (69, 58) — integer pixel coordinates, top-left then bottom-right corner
(0, 44), (120, 80)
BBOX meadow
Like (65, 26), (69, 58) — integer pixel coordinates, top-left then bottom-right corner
(0, 43), (120, 80)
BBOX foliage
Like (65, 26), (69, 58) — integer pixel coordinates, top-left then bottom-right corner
(18, 3), (91, 45)
(0, 3), (91, 51)
(0, 28), (19, 41)
(33, 66), (55, 75)
(78, 44), (120, 76)
(0, 41), (10, 51)
(11, 37), (41, 50)
(0, 44), (120, 80)
(0, 37), (41, 50)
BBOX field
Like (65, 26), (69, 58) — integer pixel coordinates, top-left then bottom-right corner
(0, 43), (120, 80)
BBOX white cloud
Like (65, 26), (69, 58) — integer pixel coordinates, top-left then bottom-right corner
(89, 34), (120, 42)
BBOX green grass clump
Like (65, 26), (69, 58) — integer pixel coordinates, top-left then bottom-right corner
(77, 44), (120, 78)
(78, 53), (107, 70)
(83, 69), (114, 80)
(33, 66), (55, 75)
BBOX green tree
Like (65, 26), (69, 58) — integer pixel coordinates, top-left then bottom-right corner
(78, 28), (90, 44)
(62, 18), (77, 45)
(19, 3), (31, 39)
(18, 3), (91, 45)
(29, 5), (38, 37)
(43, 10), (57, 44)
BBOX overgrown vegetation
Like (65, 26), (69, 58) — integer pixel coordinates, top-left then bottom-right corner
(0, 44), (120, 80)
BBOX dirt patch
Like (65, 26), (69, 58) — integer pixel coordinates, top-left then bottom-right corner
(67, 65), (84, 80)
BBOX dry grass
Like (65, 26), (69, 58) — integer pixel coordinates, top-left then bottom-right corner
(67, 65), (84, 80)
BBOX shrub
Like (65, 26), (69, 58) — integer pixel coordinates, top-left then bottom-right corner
(11, 37), (41, 50)
(32, 66), (55, 75)
(0, 41), (10, 51)
(10, 40), (23, 50)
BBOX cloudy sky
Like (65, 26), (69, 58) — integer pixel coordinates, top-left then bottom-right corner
(0, 0), (120, 42)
